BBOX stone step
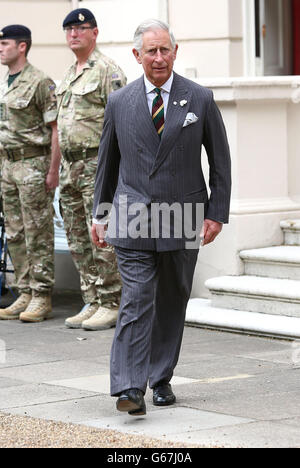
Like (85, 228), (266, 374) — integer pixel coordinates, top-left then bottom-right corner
(240, 245), (300, 280)
(205, 275), (300, 317)
(185, 298), (300, 339)
(280, 219), (300, 245)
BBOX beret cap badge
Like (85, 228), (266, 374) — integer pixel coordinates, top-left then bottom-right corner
(62, 8), (96, 28)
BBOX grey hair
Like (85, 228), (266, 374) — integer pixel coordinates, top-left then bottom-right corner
(133, 19), (176, 52)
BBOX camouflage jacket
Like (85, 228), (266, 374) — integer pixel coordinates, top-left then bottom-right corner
(0, 62), (57, 151)
(56, 47), (126, 153)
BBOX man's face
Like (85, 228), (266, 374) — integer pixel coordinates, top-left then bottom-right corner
(133, 29), (178, 87)
(65, 22), (98, 53)
(0, 39), (23, 66)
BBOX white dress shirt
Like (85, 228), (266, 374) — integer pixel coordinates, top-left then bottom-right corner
(93, 73), (174, 225)
(144, 72), (174, 117)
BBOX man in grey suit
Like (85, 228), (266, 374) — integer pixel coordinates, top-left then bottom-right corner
(92, 19), (231, 416)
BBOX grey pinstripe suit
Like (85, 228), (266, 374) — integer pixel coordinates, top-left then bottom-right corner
(93, 72), (231, 395)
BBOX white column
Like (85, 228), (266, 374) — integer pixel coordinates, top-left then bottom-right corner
(71, 0), (79, 9)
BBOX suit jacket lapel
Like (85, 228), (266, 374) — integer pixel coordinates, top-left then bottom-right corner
(150, 72), (192, 176)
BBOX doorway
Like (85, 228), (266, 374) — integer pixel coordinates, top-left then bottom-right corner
(293, 0), (300, 74)
(254, 0), (292, 76)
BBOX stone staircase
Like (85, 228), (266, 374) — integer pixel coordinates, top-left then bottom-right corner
(205, 219), (300, 318)
(186, 220), (300, 338)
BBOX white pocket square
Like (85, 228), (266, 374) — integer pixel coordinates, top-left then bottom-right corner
(183, 112), (199, 127)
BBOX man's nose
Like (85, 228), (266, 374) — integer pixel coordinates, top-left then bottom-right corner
(154, 50), (164, 62)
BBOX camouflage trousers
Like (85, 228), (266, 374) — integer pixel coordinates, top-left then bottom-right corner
(1, 155), (55, 296)
(59, 157), (121, 306)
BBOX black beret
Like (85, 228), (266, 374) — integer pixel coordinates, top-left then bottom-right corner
(0, 25), (31, 40)
(62, 8), (97, 28)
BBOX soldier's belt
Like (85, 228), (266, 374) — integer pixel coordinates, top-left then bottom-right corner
(1, 146), (50, 161)
(62, 148), (98, 162)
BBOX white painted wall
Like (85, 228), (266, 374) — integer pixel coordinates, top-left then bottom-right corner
(0, 0), (245, 81)
(0, 0), (73, 80)
(84, 0), (244, 80)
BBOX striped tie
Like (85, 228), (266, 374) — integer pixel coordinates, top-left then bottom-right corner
(152, 87), (164, 138)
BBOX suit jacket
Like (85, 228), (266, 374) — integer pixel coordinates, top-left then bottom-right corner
(93, 71), (231, 251)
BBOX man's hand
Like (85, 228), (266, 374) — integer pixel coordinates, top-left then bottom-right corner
(46, 121), (61, 192)
(200, 219), (223, 246)
(45, 170), (59, 191)
(92, 223), (108, 248)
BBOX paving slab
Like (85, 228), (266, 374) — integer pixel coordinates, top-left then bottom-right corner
(0, 360), (108, 383)
(168, 420), (300, 448)
(0, 383), (96, 410)
(0, 376), (27, 389)
(4, 394), (114, 422)
(83, 406), (254, 440)
(44, 373), (253, 395)
(236, 347), (300, 365)
(0, 351), (65, 368)
(180, 385), (300, 421)
(45, 374), (203, 395)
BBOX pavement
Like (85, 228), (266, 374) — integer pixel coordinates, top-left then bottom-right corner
(0, 290), (300, 448)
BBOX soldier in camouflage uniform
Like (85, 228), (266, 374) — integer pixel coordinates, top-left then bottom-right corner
(0, 25), (61, 322)
(57, 9), (126, 330)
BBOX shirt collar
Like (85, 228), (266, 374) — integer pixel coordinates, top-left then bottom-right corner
(144, 72), (174, 94)
(4, 61), (31, 90)
(85, 46), (101, 69)
(72, 46), (100, 73)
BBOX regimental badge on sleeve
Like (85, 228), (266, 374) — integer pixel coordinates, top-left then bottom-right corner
(112, 80), (122, 91)
(49, 84), (56, 101)
(111, 74), (122, 91)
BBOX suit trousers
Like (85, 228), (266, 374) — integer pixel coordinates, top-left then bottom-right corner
(111, 246), (199, 396)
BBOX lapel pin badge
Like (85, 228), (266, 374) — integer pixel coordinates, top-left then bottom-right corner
(173, 101), (177, 105)
(180, 100), (187, 107)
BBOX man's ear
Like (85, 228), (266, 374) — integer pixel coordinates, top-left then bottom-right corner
(173, 44), (178, 61)
(132, 48), (142, 64)
(17, 41), (27, 56)
(93, 27), (99, 41)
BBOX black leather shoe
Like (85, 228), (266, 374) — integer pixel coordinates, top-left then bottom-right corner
(116, 388), (146, 416)
(153, 383), (176, 406)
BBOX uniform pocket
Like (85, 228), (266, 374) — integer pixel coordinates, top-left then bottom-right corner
(6, 85), (38, 130)
(72, 82), (104, 120)
(7, 82), (36, 110)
